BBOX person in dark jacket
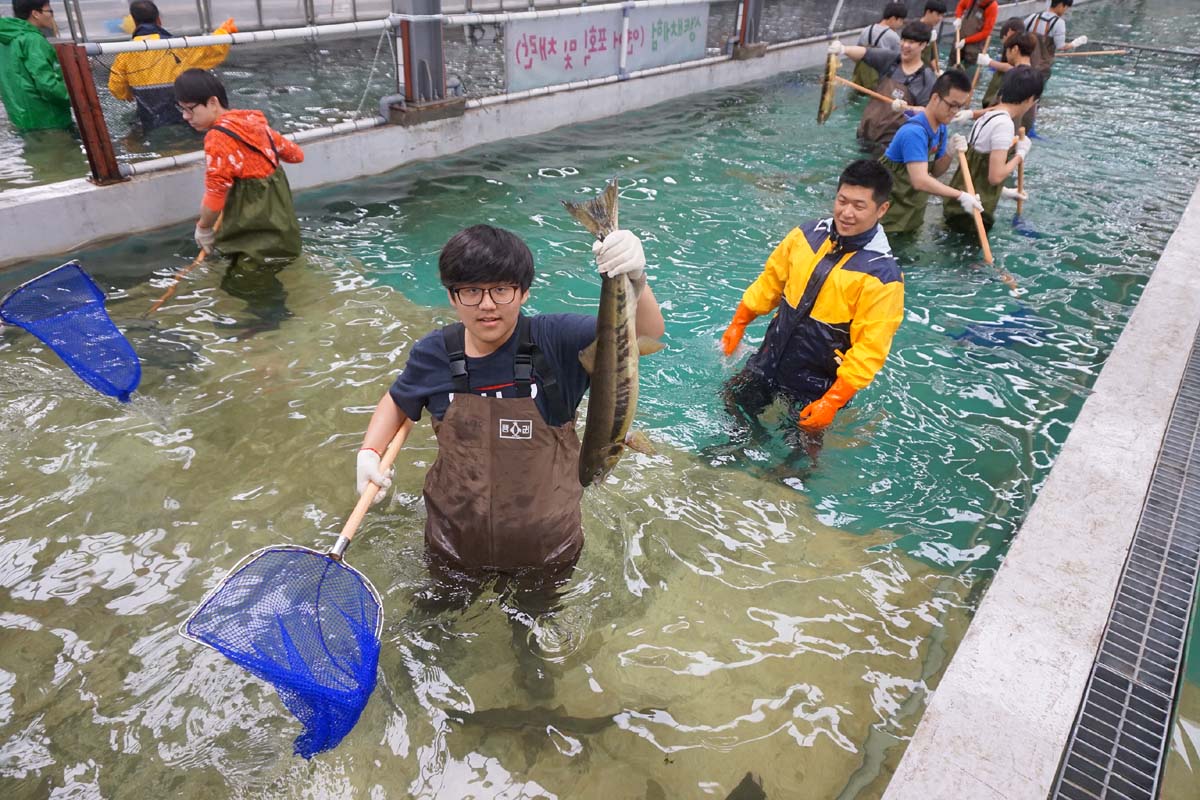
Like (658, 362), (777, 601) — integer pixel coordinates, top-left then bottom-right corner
(0, 0), (72, 132)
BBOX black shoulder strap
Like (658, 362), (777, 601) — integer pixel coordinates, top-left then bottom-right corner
(517, 316), (570, 424)
(794, 240), (844, 322)
(870, 25), (886, 47)
(441, 323), (470, 393)
(210, 124), (279, 169)
(969, 110), (1005, 148)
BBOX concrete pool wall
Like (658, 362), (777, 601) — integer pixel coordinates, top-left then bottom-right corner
(883, 175), (1200, 799)
(0, 0), (1055, 269)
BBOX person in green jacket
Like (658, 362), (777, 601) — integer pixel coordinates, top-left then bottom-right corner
(0, 0), (72, 132)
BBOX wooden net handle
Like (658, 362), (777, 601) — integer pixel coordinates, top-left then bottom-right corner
(333, 420), (414, 556)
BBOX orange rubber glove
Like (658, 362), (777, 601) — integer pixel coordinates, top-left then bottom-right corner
(720, 302), (758, 356)
(218, 17), (238, 33)
(797, 377), (857, 431)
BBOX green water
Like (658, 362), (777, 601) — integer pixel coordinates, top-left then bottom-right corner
(3, 0), (1200, 797)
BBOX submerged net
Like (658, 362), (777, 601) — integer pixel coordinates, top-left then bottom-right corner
(0, 262), (141, 402)
(182, 546), (383, 758)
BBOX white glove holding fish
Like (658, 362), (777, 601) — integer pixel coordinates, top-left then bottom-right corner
(356, 448), (392, 505)
(952, 109), (974, 124)
(827, 39), (845, 57)
(957, 192), (984, 214)
(949, 133), (969, 155)
(1070, 35), (1088, 48)
(1001, 187), (1028, 202)
(194, 223), (216, 253)
(593, 229), (646, 282)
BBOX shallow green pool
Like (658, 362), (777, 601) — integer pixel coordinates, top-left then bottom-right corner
(3, 1), (1200, 797)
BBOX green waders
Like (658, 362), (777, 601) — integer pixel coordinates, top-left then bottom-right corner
(210, 125), (303, 267)
(215, 169), (302, 266)
(879, 155), (930, 236)
(956, 1), (989, 68)
(944, 112), (1009, 232)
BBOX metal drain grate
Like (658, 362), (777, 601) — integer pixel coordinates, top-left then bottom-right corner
(1051, 339), (1200, 800)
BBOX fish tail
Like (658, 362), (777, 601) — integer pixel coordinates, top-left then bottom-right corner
(561, 179), (619, 240)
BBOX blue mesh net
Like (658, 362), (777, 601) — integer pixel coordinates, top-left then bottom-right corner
(182, 546), (383, 759)
(0, 263), (141, 402)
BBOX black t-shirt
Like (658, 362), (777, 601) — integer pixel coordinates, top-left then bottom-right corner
(389, 313), (596, 427)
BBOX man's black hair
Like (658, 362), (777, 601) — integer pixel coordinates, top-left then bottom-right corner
(998, 65), (1045, 104)
(1050, 0), (1074, 7)
(923, 1), (947, 15)
(839, 160), (893, 206)
(932, 68), (972, 98)
(129, 0), (159, 25)
(882, 2), (908, 21)
(174, 68), (229, 108)
(439, 225), (535, 292)
(12, 0), (49, 20)
(1000, 16), (1025, 39)
(1006, 31), (1037, 57)
(900, 21), (932, 43)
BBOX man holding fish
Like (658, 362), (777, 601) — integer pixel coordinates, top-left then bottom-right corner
(355, 217), (663, 574)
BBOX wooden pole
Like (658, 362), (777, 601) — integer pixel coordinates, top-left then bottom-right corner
(1016, 126), (1026, 217)
(1056, 49), (1129, 57)
(957, 151), (1018, 290)
(970, 33), (994, 95)
(145, 214), (224, 315)
(833, 75), (898, 105)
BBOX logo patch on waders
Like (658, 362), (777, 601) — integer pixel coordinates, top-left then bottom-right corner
(499, 419), (533, 439)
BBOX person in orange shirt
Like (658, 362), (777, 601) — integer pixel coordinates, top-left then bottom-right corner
(173, 68), (303, 268)
(951, 0), (997, 68)
(107, 1), (235, 132)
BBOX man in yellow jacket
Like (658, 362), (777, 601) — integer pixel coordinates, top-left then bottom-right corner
(719, 160), (904, 446)
(107, 1), (234, 132)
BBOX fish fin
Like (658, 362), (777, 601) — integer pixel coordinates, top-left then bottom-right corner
(624, 429), (656, 455)
(561, 179), (619, 240)
(637, 336), (666, 356)
(578, 341), (596, 374)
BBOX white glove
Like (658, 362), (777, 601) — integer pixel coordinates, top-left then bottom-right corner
(949, 133), (968, 155)
(957, 192), (984, 214)
(1015, 135), (1032, 161)
(194, 223), (216, 253)
(1070, 35), (1088, 48)
(1001, 187), (1028, 202)
(356, 448), (393, 505)
(929, 28), (938, 43)
(827, 39), (845, 57)
(952, 17), (962, 31)
(952, 109), (974, 124)
(890, 98), (908, 112)
(955, 38), (965, 50)
(593, 229), (646, 281)
(976, 52), (991, 68)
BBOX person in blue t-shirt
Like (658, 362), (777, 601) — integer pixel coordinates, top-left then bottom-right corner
(879, 69), (983, 235)
(355, 223), (664, 576)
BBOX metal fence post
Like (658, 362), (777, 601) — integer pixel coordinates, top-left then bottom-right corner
(54, 43), (123, 185)
(827, 0), (846, 35)
(732, 0), (765, 59)
(386, 0), (465, 125)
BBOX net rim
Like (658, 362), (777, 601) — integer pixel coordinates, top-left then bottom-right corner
(177, 543), (386, 651)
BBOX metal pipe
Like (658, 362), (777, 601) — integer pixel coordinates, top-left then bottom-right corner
(194, 0), (209, 33)
(826, 0), (845, 35)
(118, 117), (386, 177)
(85, 19), (397, 54)
(69, 0), (88, 41)
(618, 4), (629, 78)
(256, 0), (264, 29)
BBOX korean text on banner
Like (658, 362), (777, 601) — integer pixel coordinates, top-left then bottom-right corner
(505, 4), (709, 93)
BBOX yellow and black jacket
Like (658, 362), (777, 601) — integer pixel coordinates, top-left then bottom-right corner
(741, 219), (904, 401)
(107, 22), (232, 131)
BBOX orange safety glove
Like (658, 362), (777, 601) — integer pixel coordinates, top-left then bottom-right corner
(218, 17), (238, 33)
(797, 377), (857, 431)
(720, 302), (758, 356)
